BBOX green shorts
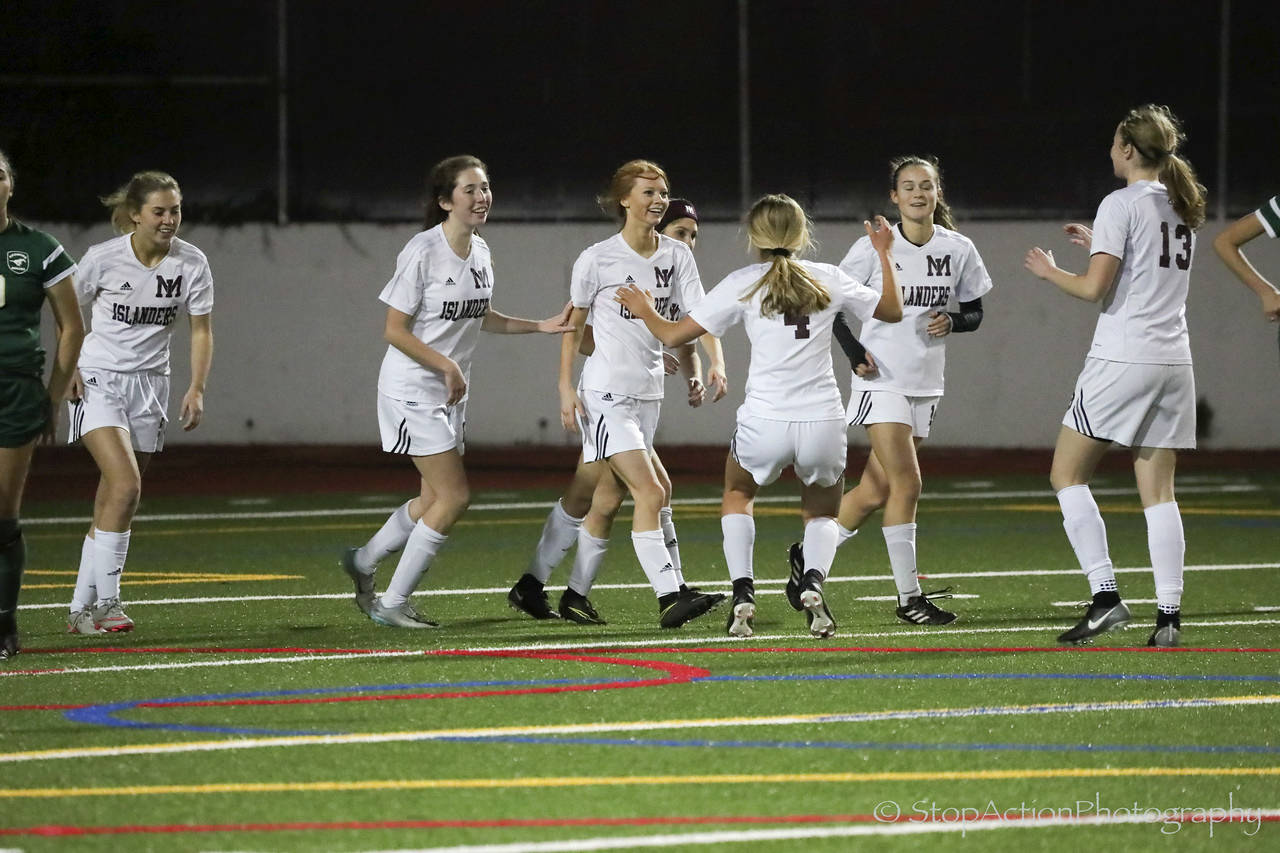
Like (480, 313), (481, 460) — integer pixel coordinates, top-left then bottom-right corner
(0, 373), (50, 448)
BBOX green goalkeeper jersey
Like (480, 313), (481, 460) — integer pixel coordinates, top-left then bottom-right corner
(0, 219), (77, 376)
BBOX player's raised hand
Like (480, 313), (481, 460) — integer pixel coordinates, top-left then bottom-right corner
(615, 284), (656, 318)
(1063, 223), (1093, 249)
(865, 215), (895, 254)
(1024, 247), (1057, 280)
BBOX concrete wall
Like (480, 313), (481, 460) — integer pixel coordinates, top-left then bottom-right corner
(39, 218), (1280, 449)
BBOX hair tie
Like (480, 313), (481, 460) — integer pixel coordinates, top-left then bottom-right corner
(768, 248), (791, 257)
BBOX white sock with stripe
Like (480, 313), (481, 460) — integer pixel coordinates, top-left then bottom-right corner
(802, 517), (840, 581)
(71, 535), (97, 612)
(92, 529), (131, 602)
(632, 528), (679, 596)
(658, 506), (686, 586)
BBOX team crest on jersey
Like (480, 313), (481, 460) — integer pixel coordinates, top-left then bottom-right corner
(653, 265), (674, 289)
(471, 268), (491, 289)
(155, 274), (182, 297)
(926, 255), (952, 277)
(5, 251), (29, 274)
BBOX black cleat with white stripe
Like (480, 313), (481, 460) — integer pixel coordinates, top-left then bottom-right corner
(895, 589), (957, 626)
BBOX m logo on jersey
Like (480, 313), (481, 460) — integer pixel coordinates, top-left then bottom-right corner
(471, 268), (491, 289)
(653, 265), (674, 289)
(155, 274), (183, 298)
(926, 255), (952, 277)
(5, 251), (29, 274)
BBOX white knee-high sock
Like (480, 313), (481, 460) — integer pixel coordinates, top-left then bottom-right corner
(881, 522), (921, 604)
(528, 499), (585, 583)
(802, 517), (840, 580)
(92, 529), (130, 602)
(71, 535), (97, 611)
(1145, 501), (1184, 612)
(381, 521), (447, 608)
(355, 500), (416, 572)
(1056, 485), (1117, 595)
(568, 529), (608, 596)
(720, 514), (755, 582)
(835, 524), (858, 548)
(632, 528), (679, 596)
(658, 506), (686, 586)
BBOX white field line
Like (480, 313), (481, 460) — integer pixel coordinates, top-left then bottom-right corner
(20, 560), (1280, 607)
(5, 694), (1278, 764)
(322, 807), (1280, 853)
(19, 482), (1266, 526)
(5, 618), (1280, 680)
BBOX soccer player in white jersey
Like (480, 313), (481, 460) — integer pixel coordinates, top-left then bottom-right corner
(548, 159), (725, 629)
(64, 171), (214, 635)
(340, 155), (572, 628)
(800, 156), (992, 628)
(507, 198), (729, 626)
(618, 194), (902, 637)
(1026, 104), (1208, 648)
(1213, 194), (1280, 361)
(0, 149), (84, 660)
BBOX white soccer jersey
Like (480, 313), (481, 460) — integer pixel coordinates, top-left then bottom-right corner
(76, 234), (214, 374)
(1087, 180), (1194, 364)
(377, 225), (494, 403)
(571, 233), (704, 400)
(841, 224), (992, 397)
(691, 261), (879, 420)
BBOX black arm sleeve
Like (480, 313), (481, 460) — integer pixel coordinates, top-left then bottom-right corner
(833, 312), (869, 368)
(946, 297), (984, 333)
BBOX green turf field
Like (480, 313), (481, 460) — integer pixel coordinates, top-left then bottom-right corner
(3, 470), (1277, 852)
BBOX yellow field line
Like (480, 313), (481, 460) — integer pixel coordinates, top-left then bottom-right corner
(23, 574), (303, 590)
(3, 766), (1278, 799)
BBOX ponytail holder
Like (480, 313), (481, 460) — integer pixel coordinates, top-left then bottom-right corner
(768, 248), (791, 257)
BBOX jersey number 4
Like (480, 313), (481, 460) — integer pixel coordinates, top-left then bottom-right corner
(784, 313), (811, 339)
(1158, 221), (1192, 270)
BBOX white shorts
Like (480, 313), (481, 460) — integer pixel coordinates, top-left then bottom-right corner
(1063, 358), (1196, 449)
(578, 389), (660, 464)
(847, 390), (939, 439)
(67, 368), (169, 453)
(378, 393), (466, 456)
(731, 416), (847, 487)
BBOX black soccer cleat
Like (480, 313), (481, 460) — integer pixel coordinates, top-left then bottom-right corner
(0, 630), (19, 662)
(726, 578), (756, 638)
(798, 569), (837, 638)
(895, 588), (958, 626)
(507, 573), (560, 620)
(785, 542), (805, 611)
(559, 588), (607, 625)
(1057, 599), (1131, 644)
(1147, 610), (1181, 648)
(659, 589), (727, 629)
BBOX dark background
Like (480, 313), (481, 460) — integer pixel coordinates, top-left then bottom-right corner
(3, 0), (1278, 224)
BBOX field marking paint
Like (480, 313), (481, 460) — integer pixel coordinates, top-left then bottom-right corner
(17, 562), (1280, 611)
(18, 482), (1266, 526)
(22, 569), (302, 591)
(2, 693), (1277, 765)
(1, 764), (1278, 797)
(263, 810), (1280, 851)
(6, 618), (1280, 679)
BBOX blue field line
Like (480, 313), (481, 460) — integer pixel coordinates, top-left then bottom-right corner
(437, 734), (1280, 755)
(63, 671), (1280, 737)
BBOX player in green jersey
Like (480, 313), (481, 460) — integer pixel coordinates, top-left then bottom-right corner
(0, 149), (85, 660)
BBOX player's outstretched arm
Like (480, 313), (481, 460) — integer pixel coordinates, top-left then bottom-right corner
(482, 301), (575, 334)
(1213, 213), (1280, 322)
(614, 284), (706, 348)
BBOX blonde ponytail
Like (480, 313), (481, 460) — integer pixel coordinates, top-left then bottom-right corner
(740, 194), (830, 317)
(1118, 104), (1206, 229)
(100, 171), (181, 234)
